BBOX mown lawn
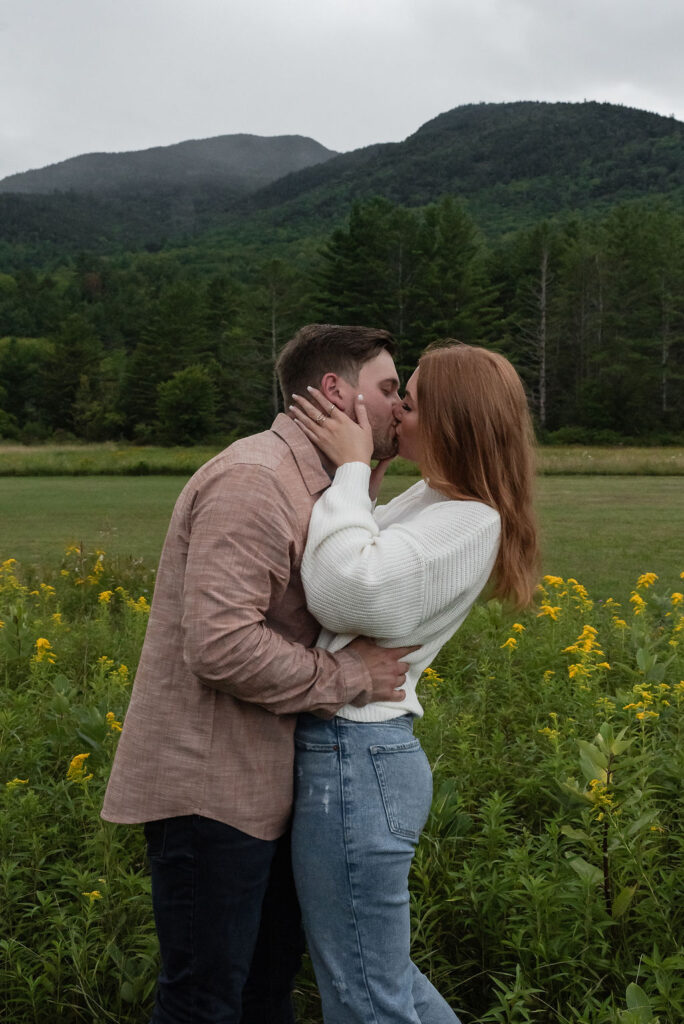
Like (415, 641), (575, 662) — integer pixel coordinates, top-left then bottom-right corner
(3, 475), (683, 598)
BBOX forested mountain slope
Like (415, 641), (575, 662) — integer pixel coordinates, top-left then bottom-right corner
(0, 101), (682, 268)
(239, 101), (684, 234)
(0, 134), (337, 195)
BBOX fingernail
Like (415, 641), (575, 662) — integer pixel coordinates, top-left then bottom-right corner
(306, 385), (314, 392)
(288, 405), (295, 411)
(357, 394), (364, 400)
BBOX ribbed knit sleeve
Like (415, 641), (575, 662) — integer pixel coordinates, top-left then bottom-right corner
(302, 461), (501, 640)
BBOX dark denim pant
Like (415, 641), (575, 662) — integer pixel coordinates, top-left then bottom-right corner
(145, 814), (304, 1024)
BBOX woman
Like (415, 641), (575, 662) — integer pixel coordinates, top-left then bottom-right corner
(289, 341), (539, 1024)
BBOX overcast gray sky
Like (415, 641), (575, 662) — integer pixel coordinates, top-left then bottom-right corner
(1, 0), (683, 180)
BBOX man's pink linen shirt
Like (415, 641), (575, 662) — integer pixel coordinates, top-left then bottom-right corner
(102, 415), (372, 840)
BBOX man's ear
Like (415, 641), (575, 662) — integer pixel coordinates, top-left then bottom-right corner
(319, 373), (351, 412)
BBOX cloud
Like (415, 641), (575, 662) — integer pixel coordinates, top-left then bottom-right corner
(0, 0), (682, 179)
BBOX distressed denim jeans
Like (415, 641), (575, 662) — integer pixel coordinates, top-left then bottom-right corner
(291, 713), (461, 1024)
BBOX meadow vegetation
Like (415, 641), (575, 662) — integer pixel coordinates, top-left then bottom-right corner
(2, 472), (683, 598)
(1, 547), (683, 1022)
(0, 444), (683, 478)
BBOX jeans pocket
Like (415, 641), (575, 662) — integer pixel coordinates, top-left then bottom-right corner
(144, 818), (167, 859)
(370, 739), (433, 842)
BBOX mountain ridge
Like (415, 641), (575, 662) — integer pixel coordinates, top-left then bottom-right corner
(0, 133), (338, 196)
(0, 101), (682, 265)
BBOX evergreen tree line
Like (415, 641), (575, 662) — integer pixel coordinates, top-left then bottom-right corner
(0, 196), (682, 445)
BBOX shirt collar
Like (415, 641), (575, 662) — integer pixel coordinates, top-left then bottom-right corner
(271, 413), (331, 496)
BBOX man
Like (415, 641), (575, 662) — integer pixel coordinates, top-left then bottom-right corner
(102, 325), (413, 1024)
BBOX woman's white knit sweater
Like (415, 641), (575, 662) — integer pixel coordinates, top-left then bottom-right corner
(302, 461), (501, 721)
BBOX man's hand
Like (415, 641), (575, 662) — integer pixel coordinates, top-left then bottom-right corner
(347, 637), (419, 706)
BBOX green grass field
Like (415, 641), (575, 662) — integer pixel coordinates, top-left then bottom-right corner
(1, 443), (683, 476)
(2, 474), (683, 598)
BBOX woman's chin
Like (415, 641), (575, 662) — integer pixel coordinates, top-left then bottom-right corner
(397, 439), (416, 463)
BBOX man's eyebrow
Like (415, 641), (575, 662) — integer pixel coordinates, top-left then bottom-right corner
(379, 377), (400, 388)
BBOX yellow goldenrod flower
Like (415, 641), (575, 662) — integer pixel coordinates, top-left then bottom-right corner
(542, 670), (555, 681)
(98, 591), (114, 604)
(629, 592), (646, 615)
(106, 712), (123, 733)
(636, 572), (658, 590)
(500, 636), (517, 650)
(0, 620), (4, 629)
(636, 710), (659, 721)
(67, 753), (93, 783)
(588, 778), (614, 821)
(51, 612), (63, 625)
(543, 575), (564, 588)
(512, 623), (525, 632)
(82, 890), (102, 903)
(126, 595), (150, 614)
(671, 592), (683, 607)
(597, 662), (611, 671)
(612, 617), (628, 630)
(5, 778), (29, 789)
(31, 637), (56, 665)
(538, 727), (559, 740)
(421, 666), (444, 685)
(537, 604), (561, 621)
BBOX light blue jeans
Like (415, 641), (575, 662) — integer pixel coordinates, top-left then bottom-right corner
(291, 713), (460, 1024)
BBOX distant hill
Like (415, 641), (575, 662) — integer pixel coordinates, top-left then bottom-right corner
(1, 102), (682, 266)
(237, 101), (684, 234)
(0, 134), (338, 196)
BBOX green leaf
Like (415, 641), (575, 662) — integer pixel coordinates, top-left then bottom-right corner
(567, 855), (603, 885)
(625, 982), (653, 1021)
(120, 981), (135, 1004)
(560, 825), (591, 843)
(612, 885), (637, 918)
(626, 811), (660, 837)
(577, 740), (608, 769)
(636, 648), (654, 673)
(579, 751), (607, 785)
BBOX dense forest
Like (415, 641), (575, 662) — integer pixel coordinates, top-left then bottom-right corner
(0, 102), (682, 444)
(1, 194), (682, 445)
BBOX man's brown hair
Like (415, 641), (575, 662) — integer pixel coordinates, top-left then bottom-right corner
(276, 324), (396, 405)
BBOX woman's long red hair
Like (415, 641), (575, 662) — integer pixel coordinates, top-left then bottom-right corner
(417, 342), (540, 608)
